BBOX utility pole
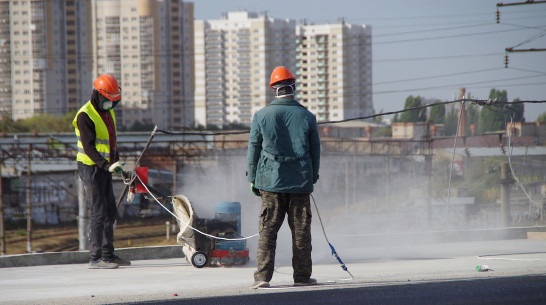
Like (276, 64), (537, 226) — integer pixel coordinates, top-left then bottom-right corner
(385, 155), (390, 206)
(457, 88), (467, 137)
(500, 162), (514, 227)
(345, 159), (349, 213)
(0, 151), (5, 255)
(425, 122), (433, 227)
(497, 1), (546, 66)
(26, 144), (32, 253)
(77, 173), (88, 251)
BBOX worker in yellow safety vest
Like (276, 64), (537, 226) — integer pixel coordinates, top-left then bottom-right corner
(73, 74), (130, 269)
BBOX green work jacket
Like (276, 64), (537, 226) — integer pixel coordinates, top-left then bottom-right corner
(247, 98), (320, 194)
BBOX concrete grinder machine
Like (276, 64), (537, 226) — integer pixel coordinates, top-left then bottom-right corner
(126, 167), (250, 268)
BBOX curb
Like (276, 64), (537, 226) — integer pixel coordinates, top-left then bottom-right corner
(0, 245), (183, 268)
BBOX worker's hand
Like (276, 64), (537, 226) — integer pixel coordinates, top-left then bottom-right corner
(108, 161), (125, 175)
(250, 183), (261, 197)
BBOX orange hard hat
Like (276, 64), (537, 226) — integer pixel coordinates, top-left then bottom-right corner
(94, 74), (121, 101)
(269, 66), (295, 88)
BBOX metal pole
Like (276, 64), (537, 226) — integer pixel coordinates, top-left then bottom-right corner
(26, 144), (32, 253)
(345, 159), (349, 213)
(425, 122), (433, 227)
(0, 151), (6, 255)
(117, 126), (158, 207)
(385, 155), (390, 206)
(500, 162), (513, 227)
(78, 173), (88, 250)
(425, 154), (432, 226)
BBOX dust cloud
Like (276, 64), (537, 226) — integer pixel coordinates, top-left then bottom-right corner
(172, 150), (530, 271)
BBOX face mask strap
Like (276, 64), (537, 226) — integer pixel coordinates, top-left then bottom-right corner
(275, 84), (295, 98)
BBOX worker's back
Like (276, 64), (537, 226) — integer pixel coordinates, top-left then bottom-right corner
(247, 98), (320, 194)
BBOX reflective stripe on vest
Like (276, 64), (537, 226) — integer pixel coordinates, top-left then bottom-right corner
(72, 101), (116, 166)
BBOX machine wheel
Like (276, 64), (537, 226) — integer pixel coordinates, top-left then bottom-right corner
(191, 251), (208, 268)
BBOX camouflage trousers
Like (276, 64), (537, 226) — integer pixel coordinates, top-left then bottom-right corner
(254, 191), (312, 283)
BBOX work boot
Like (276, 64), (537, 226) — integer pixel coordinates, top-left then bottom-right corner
(250, 281), (270, 289)
(104, 255), (131, 266)
(294, 278), (317, 286)
(88, 259), (119, 269)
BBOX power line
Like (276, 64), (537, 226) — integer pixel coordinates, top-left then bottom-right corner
(374, 53), (505, 63)
(155, 99), (546, 136)
(374, 22), (494, 38)
(374, 68), (504, 85)
(374, 74), (546, 95)
(374, 27), (527, 45)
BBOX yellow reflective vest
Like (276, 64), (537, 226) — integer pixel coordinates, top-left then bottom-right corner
(72, 101), (116, 166)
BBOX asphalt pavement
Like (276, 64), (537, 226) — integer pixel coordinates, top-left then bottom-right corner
(0, 239), (545, 304)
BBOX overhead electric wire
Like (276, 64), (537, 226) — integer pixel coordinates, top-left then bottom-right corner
(503, 109), (546, 206)
(374, 53), (505, 63)
(374, 22), (495, 38)
(155, 99), (546, 136)
(374, 27), (528, 45)
(374, 74), (546, 95)
(346, 7), (546, 23)
(373, 68), (504, 85)
(508, 30), (546, 49)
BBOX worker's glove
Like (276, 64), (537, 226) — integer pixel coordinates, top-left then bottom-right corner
(108, 161), (125, 175)
(250, 183), (261, 197)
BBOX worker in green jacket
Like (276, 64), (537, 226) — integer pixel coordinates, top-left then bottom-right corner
(247, 66), (321, 289)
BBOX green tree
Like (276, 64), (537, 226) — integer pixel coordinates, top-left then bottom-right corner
(20, 111), (77, 132)
(444, 104), (458, 136)
(538, 112), (546, 122)
(478, 89), (508, 133)
(427, 100), (445, 124)
(0, 115), (27, 132)
(467, 103), (480, 126)
(124, 120), (156, 132)
(372, 109), (384, 123)
(1, 112), (76, 133)
(372, 127), (392, 137)
(399, 95), (426, 123)
(506, 98), (524, 122)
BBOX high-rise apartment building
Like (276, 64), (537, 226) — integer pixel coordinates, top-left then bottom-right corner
(92, 0), (194, 129)
(1, 0), (194, 130)
(0, 0), (92, 120)
(295, 22), (373, 122)
(0, 1), (11, 116)
(194, 11), (295, 127)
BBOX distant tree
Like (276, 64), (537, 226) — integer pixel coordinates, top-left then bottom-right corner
(1, 112), (77, 133)
(0, 115), (27, 132)
(467, 103), (480, 127)
(372, 127), (392, 137)
(427, 100), (445, 124)
(507, 98), (524, 122)
(20, 111), (77, 132)
(478, 89), (508, 133)
(538, 112), (546, 122)
(372, 109), (384, 123)
(223, 122), (248, 130)
(125, 120), (156, 132)
(400, 95), (426, 123)
(392, 113), (399, 123)
(444, 104), (458, 136)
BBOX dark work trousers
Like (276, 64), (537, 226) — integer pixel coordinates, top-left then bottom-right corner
(254, 191), (312, 283)
(78, 162), (117, 261)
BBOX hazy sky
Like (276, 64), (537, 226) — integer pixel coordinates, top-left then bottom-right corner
(194, 0), (546, 121)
